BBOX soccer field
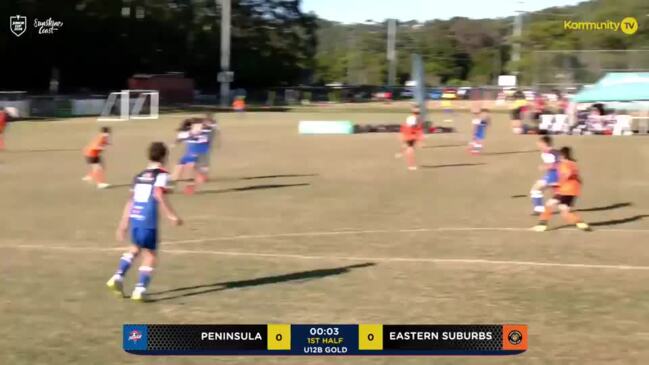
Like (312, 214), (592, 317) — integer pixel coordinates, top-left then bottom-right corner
(2, 111), (649, 364)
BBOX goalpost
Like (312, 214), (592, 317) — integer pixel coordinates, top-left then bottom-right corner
(97, 89), (159, 121)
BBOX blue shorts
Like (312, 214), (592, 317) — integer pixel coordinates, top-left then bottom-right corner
(131, 227), (158, 250)
(179, 154), (199, 165)
(544, 170), (559, 186)
(474, 125), (486, 140)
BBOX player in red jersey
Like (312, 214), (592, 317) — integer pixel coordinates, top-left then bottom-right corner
(0, 109), (7, 151)
(0, 107), (17, 151)
(397, 107), (424, 170)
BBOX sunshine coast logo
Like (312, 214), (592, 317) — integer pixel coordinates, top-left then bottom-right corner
(564, 17), (638, 35)
(34, 17), (63, 34)
(9, 15), (27, 37)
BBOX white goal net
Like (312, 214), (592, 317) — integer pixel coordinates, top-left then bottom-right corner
(97, 89), (159, 121)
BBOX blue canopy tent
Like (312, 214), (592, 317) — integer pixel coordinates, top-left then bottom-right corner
(572, 72), (649, 103)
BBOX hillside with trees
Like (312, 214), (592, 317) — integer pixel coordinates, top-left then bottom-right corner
(1, 0), (648, 93)
(0, 0), (317, 92)
(313, 0), (649, 86)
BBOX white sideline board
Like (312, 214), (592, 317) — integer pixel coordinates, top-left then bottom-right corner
(299, 121), (354, 135)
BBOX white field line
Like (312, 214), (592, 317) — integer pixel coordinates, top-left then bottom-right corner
(162, 226), (649, 246)
(3, 243), (649, 272)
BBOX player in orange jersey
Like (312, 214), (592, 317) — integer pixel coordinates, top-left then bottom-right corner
(82, 127), (112, 189)
(533, 146), (590, 232)
(397, 107), (424, 170)
(232, 97), (246, 113)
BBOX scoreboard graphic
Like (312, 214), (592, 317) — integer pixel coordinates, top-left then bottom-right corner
(124, 324), (527, 356)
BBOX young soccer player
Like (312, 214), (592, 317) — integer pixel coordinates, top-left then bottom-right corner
(530, 135), (559, 214)
(82, 127), (111, 189)
(533, 146), (590, 232)
(469, 108), (490, 155)
(0, 107), (18, 150)
(398, 107), (424, 170)
(195, 113), (220, 180)
(106, 142), (183, 301)
(170, 119), (193, 181)
(440, 89), (455, 123)
(233, 97), (246, 113)
(171, 118), (209, 194)
(510, 92), (527, 134)
(0, 108), (8, 151)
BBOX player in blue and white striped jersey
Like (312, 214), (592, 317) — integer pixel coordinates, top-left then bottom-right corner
(106, 142), (182, 301)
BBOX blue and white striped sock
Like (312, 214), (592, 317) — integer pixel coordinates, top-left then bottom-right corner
(136, 266), (154, 290)
(115, 252), (135, 278)
(531, 190), (545, 211)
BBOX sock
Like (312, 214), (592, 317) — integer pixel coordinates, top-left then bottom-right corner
(183, 184), (196, 195)
(472, 141), (482, 153)
(405, 147), (416, 168)
(94, 168), (105, 184)
(530, 190), (544, 210)
(564, 212), (581, 225)
(539, 209), (552, 222)
(135, 266), (154, 290)
(115, 252), (135, 278)
(196, 171), (207, 184)
(199, 167), (209, 182)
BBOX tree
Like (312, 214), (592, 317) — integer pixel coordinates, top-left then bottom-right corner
(0, 0), (317, 92)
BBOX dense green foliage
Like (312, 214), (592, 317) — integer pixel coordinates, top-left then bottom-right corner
(0, 0), (317, 92)
(314, 0), (649, 86)
(1, 0), (648, 92)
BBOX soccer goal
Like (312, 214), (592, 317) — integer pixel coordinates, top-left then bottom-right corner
(97, 89), (159, 121)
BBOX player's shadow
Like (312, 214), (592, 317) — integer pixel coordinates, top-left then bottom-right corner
(555, 214), (649, 230)
(481, 150), (537, 156)
(198, 183), (310, 194)
(588, 215), (649, 227)
(241, 174), (318, 180)
(421, 143), (466, 149)
(576, 202), (632, 212)
(146, 262), (376, 302)
(421, 163), (485, 169)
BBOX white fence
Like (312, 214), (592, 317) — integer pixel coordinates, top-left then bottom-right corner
(0, 100), (31, 118)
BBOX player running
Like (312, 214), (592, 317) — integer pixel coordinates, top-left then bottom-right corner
(440, 89), (454, 123)
(0, 108), (8, 151)
(0, 107), (18, 151)
(106, 142), (182, 301)
(397, 107), (424, 171)
(196, 113), (220, 180)
(533, 146), (590, 232)
(510, 91), (527, 134)
(82, 127), (111, 189)
(171, 118), (209, 194)
(530, 136), (559, 214)
(469, 108), (490, 155)
(232, 97), (246, 114)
